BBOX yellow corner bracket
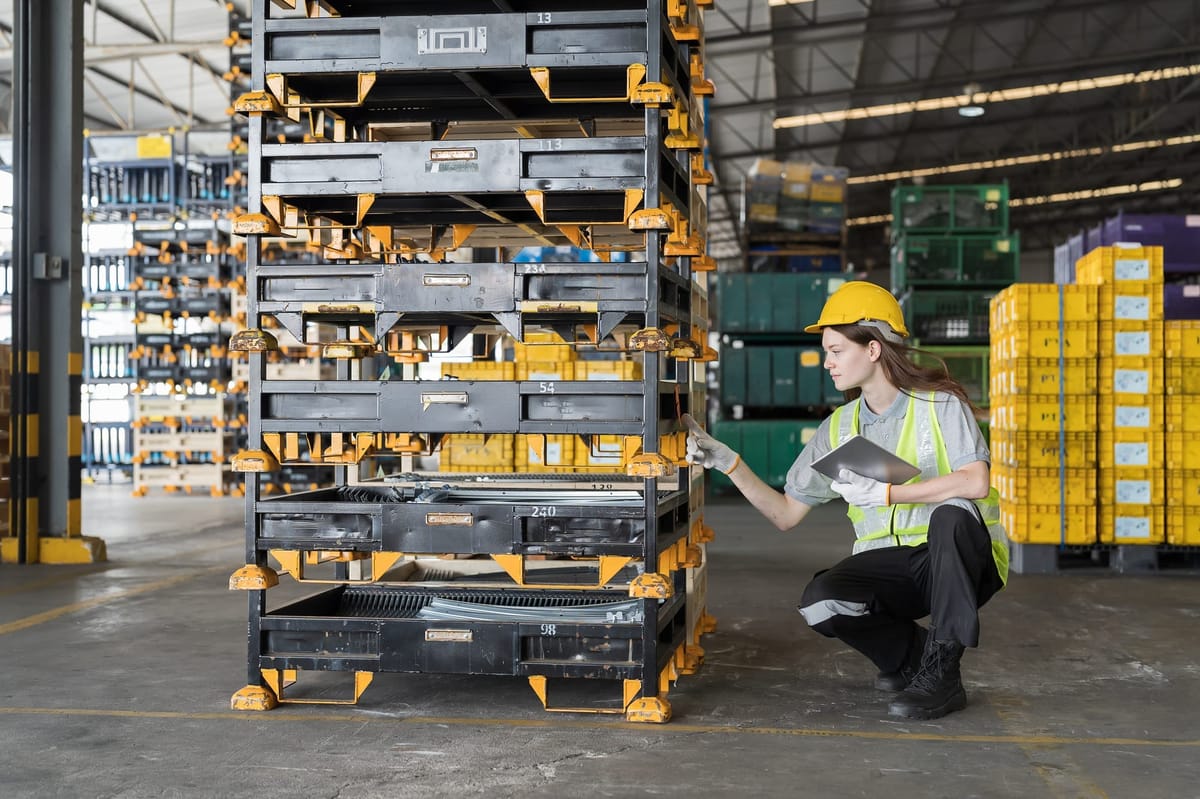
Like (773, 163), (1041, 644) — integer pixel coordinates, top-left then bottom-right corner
(230, 685), (278, 711)
(629, 572), (672, 599)
(262, 668), (374, 705)
(229, 564), (280, 590)
(229, 329), (280, 352)
(232, 213), (282, 237)
(233, 90), (283, 117)
(232, 449), (281, 473)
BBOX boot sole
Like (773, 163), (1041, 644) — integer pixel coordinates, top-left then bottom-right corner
(887, 688), (967, 720)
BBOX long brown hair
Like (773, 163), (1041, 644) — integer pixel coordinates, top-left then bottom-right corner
(829, 323), (975, 409)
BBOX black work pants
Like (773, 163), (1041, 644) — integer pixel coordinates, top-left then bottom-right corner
(797, 505), (1004, 673)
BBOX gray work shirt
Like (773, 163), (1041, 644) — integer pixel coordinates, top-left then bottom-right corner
(784, 390), (990, 515)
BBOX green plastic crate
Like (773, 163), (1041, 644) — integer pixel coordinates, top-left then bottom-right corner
(911, 345), (991, 408)
(901, 289), (996, 345)
(709, 419), (823, 490)
(716, 273), (848, 334)
(891, 232), (1020, 293)
(891, 184), (1009, 236)
(718, 345), (836, 409)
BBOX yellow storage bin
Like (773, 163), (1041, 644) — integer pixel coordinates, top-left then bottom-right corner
(1167, 394), (1198, 433)
(993, 323), (1097, 360)
(575, 434), (627, 472)
(992, 395), (1096, 432)
(573, 360), (642, 381)
(441, 361), (516, 381)
(1075, 244), (1164, 285)
(515, 434), (576, 472)
(1098, 283), (1163, 321)
(991, 358), (1096, 396)
(516, 361), (575, 381)
(1098, 504), (1164, 545)
(1099, 468), (1164, 505)
(990, 284), (1098, 328)
(1098, 429), (1163, 469)
(993, 465), (1096, 505)
(1166, 358), (1200, 394)
(1165, 320), (1200, 358)
(1098, 357), (1163, 395)
(1167, 507), (1200, 546)
(512, 331), (575, 363)
(1100, 394), (1162, 432)
(1167, 433), (1200, 470)
(1098, 320), (1162, 357)
(440, 434), (515, 472)
(990, 430), (1097, 469)
(1167, 469), (1200, 507)
(1001, 502), (1097, 545)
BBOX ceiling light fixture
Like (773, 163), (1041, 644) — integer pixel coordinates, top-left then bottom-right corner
(767, 0), (815, 5)
(774, 63), (1200, 129)
(958, 82), (985, 117)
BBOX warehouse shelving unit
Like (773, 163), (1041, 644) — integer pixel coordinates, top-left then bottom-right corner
(227, 0), (714, 721)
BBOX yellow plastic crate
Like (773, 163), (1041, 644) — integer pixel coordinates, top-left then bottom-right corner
(1001, 502), (1097, 545)
(1098, 504), (1164, 545)
(1099, 468), (1164, 505)
(512, 331), (575, 363)
(1098, 429), (1164, 468)
(1167, 394), (1198, 433)
(575, 434), (627, 472)
(990, 430), (1097, 469)
(1167, 469), (1200, 507)
(1098, 283), (1164, 321)
(993, 323), (1097, 360)
(1098, 320), (1162, 357)
(516, 361), (575, 381)
(1099, 394), (1163, 431)
(1075, 244), (1164, 285)
(1167, 433), (1200, 470)
(992, 395), (1096, 432)
(991, 358), (1096, 396)
(440, 362), (516, 381)
(993, 465), (1096, 505)
(1098, 357), (1163, 395)
(1166, 507), (1200, 546)
(572, 360), (643, 381)
(440, 434), (515, 472)
(1166, 358), (1200, 395)
(990, 284), (1098, 327)
(1165, 320), (1200, 358)
(515, 434), (576, 472)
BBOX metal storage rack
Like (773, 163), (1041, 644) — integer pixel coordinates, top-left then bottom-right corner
(227, 0), (715, 722)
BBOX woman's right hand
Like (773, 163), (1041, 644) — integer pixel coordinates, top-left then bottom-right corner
(682, 414), (741, 474)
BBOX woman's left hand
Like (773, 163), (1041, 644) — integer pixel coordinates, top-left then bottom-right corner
(831, 469), (891, 508)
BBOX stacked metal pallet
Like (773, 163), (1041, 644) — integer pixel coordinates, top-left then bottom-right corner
(227, 0), (714, 722)
(131, 394), (241, 497)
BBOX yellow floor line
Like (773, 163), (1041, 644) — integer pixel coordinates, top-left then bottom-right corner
(0, 564), (231, 636)
(0, 705), (1196, 748)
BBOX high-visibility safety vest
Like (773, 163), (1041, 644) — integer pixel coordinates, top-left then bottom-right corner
(829, 392), (1010, 585)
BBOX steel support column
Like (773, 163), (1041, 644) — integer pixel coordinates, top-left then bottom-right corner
(4, 0), (106, 563)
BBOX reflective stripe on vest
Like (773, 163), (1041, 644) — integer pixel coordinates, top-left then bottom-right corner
(828, 392), (1009, 585)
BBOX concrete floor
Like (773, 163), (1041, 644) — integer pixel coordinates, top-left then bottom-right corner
(1, 484), (1198, 798)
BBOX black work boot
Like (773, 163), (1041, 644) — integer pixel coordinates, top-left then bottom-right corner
(874, 625), (929, 691)
(887, 637), (967, 719)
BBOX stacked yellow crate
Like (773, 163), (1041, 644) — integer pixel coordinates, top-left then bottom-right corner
(1076, 245), (1165, 545)
(438, 362), (517, 471)
(1166, 321), (1200, 545)
(989, 283), (1100, 544)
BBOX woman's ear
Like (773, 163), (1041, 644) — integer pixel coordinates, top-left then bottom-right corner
(868, 340), (882, 362)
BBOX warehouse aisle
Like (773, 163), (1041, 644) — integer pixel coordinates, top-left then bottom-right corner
(0, 486), (1197, 798)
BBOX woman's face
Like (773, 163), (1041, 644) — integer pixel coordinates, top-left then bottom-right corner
(822, 327), (879, 391)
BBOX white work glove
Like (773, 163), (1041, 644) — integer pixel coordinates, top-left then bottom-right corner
(831, 468), (891, 508)
(682, 413), (741, 474)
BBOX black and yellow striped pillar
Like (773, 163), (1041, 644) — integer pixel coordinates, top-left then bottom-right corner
(3, 0), (105, 564)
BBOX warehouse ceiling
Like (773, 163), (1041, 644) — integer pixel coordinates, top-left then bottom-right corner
(0, 0), (1197, 269)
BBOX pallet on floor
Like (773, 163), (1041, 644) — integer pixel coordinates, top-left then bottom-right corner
(1009, 541), (1200, 574)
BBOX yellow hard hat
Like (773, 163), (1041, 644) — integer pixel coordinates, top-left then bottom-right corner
(804, 281), (910, 339)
